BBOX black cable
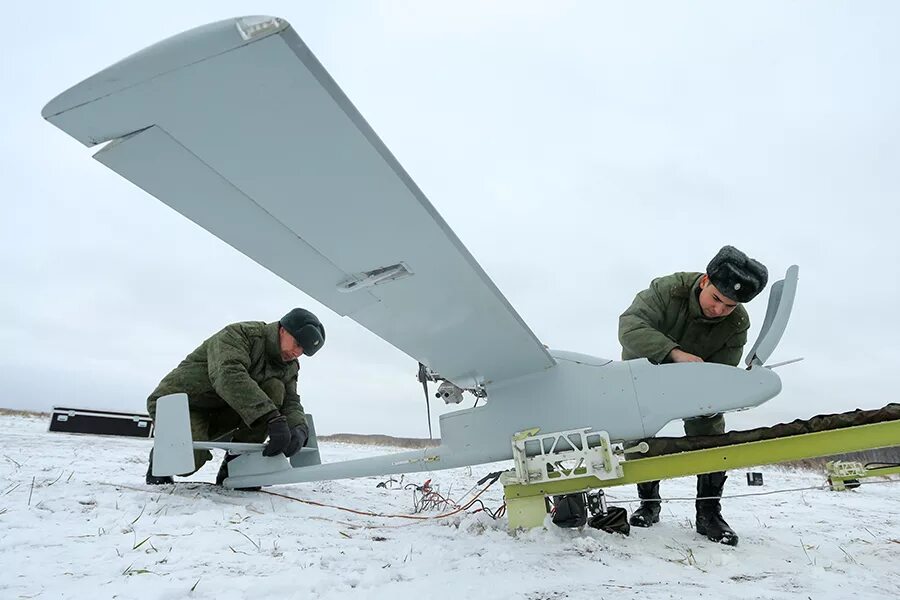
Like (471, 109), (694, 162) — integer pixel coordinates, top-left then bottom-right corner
(477, 471), (503, 486)
(468, 498), (507, 520)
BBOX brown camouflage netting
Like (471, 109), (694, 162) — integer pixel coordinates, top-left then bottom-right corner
(629, 403), (900, 458)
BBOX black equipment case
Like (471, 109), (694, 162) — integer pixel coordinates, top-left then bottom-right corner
(49, 407), (153, 438)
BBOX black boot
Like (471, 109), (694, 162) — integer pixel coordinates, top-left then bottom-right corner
(145, 451), (174, 485)
(216, 453), (261, 491)
(629, 480), (661, 527)
(695, 472), (738, 546)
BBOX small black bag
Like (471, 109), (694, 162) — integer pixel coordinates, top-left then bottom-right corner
(551, 494), (588, 528)
(588, 506), (631, 536)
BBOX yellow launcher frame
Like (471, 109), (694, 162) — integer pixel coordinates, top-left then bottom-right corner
(503, 420), (900, 531)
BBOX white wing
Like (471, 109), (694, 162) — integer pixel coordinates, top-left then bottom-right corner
(42, 16), (555, 387)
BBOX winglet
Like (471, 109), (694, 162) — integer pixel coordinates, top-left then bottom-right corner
(745, 265), (800, 368)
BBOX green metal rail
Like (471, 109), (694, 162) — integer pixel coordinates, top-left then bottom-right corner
(503, 419), (900, 530)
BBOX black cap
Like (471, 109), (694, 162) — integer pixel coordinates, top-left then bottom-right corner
(280, 308), (325, 356)
(706, 246), (768, 303)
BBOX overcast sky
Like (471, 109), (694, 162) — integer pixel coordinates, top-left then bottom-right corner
(2, 2), (898, 437)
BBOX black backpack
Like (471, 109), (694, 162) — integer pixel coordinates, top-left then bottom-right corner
(551, 494), (587, 528)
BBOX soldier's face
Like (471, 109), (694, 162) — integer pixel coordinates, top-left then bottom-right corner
(698, 275), (739, 319)
(278, 327), (304, 361)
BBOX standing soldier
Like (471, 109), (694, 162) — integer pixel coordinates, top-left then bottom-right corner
(619, 246), (768, 546)
(145, 308), (325, 488)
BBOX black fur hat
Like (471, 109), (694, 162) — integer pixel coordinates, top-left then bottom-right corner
(706, 246), (768, 303)
(280, 308), (325, 356)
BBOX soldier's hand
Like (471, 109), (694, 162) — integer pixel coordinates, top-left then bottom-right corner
(262, 414), (292, 456)
(668, 348), (704, 363)
(283, 424), (309, 457)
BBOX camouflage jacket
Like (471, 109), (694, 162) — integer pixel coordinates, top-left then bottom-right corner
(618, 272), (750, 366)
(148, 321), (306, 428)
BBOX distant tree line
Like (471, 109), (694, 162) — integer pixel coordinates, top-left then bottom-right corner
(4, 407), (897, 470)
(318, 433), (441, 449)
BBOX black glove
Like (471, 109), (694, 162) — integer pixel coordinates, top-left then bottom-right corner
(262, 414), (292, 457)
(283, 424), (310, 458)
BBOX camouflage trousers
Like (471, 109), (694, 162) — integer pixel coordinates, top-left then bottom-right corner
(149, 379), (285, 475)
(632, 413), (727, 501)
(682, 413), (725, 437)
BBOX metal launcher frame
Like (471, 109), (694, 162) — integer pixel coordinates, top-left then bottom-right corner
(502, 420), (900, 531)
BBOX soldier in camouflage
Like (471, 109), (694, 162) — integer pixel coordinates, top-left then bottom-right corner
(620, 246), (768, 546)
(145, 308), (325, 489)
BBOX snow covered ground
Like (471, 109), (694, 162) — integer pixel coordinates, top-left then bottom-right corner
(1, 413), (898, 600)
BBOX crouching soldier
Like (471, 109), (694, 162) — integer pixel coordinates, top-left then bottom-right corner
(145, 308), (325, 488)
(619, 246), (768, 546)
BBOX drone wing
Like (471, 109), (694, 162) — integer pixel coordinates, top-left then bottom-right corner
(42, 16), (555, 387)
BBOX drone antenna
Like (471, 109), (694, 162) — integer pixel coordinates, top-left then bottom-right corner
(417, 362), (433, 439)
